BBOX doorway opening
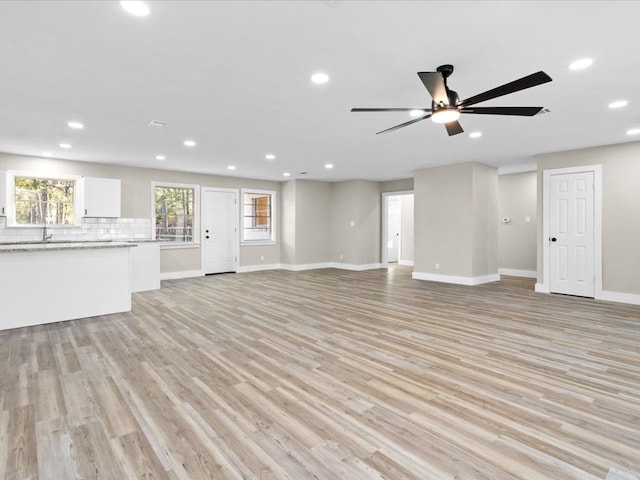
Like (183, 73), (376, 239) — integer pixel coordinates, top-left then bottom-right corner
(381, 191), (414, 267)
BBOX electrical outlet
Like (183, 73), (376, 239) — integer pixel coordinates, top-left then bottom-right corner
(339, 253), (343, 260)
(435, 263), (440, 270)
(260, 255), (264, 261)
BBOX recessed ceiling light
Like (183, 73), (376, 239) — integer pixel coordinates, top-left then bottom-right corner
(311, 72), (329, 84)
(608, 100), (628, 109)
(409, 109), (425, 117)
(155, 155), (166, 161)
(227, 165), (236, 170)
(569, 58), (593, 70)
(324, 163), (334, 169)
(120, 1), (149, 17)
(59, 143), (72, 149)
(265, 154), (276, 160)
(627, 128), (640, 136)
(183, 140), (196, 147)
(67, 121), (84, 129)
(42, 152), (52, 157)
(283, 172), (291, 177)
(469, 131), (482, 138)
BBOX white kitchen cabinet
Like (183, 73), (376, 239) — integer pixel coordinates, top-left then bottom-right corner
(83, 176), (121, 217)
(0, 170), (7, 216)
(130, 242), (161, 292)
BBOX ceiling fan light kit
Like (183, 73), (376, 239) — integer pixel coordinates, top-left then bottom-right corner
(352, 64), (552, 136)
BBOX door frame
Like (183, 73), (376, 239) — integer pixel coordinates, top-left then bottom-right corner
(541, 165), (602, 297)
(381, 190), (413, 267)
(200, 187), (240, 274)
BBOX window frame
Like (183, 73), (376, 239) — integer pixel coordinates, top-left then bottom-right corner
(151, 181), (200, 248)
(241, 188), (277, 245)
(5, 170), (83, 227)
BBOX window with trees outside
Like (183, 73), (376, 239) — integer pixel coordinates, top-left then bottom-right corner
(242, 190), (276, 242)
(13, 176), (76, 225)
(154, 184), (197, 243)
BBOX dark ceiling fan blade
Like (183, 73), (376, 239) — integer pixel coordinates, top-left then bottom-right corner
(444, 121), (464, 136)
(351, 108), (431, 112)
(376, 114), (432, 135)
(460, 106), (544, 116)
(458, 71), (552, 108)
(417, 72), (448, 105)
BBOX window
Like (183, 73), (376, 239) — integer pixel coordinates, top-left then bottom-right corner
(153, 183), (198, 244)
(11, 174), (78, 225)
(242, 189), (276, 242)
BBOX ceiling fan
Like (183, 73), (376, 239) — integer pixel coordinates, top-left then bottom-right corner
(351, 64), (552, 136)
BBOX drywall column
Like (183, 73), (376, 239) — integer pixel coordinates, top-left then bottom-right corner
(279, 180), (331, 267)
(413, 162), (499, 285)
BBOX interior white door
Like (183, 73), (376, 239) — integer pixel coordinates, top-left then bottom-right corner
(202, 189), (238, 274)
(549, 171), (595, 297)
(387, 196), (401, 262)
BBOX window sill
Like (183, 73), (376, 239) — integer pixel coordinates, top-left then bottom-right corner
(159, 242), (200, 250)
(241, 241), (277, 247)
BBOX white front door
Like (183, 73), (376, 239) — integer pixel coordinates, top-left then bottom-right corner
(549, 171), (595, 297)
(202, 189), (238, 274)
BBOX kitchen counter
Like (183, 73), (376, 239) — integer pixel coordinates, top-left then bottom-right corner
(0, 241), (136, 252)
(0, 242), (136, 330)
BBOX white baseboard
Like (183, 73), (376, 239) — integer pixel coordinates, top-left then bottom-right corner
(237, 264), (280, 273)
(535, 282), (550, 293)
(398, 260), (414, 267)
(499, 268), (537, 278)
(160, 269), (204, 281)
(237, 262), (384, 273)
(280, 262), (332, 271)
(331, 262), (384, 271)
(598, 290), (640, 306)
(412, 271), (500, 286)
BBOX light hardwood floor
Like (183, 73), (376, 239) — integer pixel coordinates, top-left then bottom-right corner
(1, 266), (639, 479)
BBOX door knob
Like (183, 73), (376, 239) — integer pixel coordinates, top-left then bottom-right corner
(550, 237), (557, 242)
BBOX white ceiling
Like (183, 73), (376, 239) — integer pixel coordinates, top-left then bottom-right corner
(1, 1), (639, 182)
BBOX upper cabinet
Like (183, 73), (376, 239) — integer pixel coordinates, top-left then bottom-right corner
(83, 177), (121, 217)
(0, 170), (6, 216)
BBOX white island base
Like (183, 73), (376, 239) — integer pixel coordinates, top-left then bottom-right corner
(0, 244), (132, 331)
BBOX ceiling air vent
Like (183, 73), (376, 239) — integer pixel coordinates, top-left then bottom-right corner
(147, 120), (167, 129)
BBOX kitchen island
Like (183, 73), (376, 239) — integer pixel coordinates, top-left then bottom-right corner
(0, 241), (135, 331)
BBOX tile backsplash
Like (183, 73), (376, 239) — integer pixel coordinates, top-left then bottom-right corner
(0, 216), (152, 243)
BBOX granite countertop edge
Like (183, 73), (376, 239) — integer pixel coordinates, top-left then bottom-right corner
(0, 240), (153, 253)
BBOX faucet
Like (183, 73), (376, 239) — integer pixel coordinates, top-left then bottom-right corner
(42, 224), (53, 242)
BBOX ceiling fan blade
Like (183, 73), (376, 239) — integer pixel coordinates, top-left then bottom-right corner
(417, 72), (448, 105)
(376, 114), (431, 135)
(444, 121), (464, 136)
(460, 106), (544, 116)
(458, 71), (552, 108)
(351, 108), (431, 112)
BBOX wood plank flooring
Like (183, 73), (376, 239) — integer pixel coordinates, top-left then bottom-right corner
(1, 266), (639, 479)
